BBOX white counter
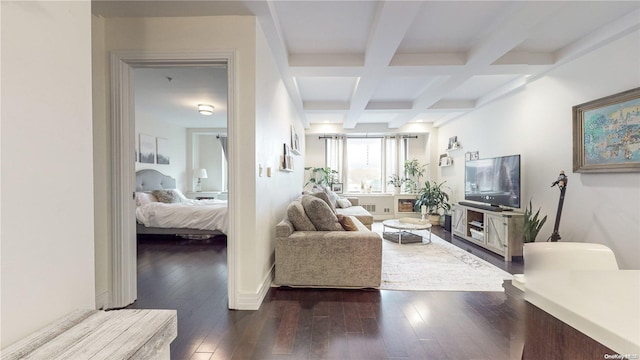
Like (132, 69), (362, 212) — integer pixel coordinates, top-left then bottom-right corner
(525, 270), (640, 355)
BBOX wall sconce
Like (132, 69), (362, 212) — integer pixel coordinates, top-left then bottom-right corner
(197, 104), (214, 115)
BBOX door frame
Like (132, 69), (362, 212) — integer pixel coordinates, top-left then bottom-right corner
(109, 50), (238, 309)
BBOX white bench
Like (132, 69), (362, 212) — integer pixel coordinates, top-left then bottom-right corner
(2, 309), (177, 360)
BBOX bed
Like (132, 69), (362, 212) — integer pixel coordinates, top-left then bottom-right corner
(135, 169), (227, 236)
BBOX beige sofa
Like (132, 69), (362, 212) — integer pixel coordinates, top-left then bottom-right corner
(335, 197), (373, 230)
(274, 195), (381, 288)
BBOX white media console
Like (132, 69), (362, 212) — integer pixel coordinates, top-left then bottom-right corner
(451, 203), (525, 262)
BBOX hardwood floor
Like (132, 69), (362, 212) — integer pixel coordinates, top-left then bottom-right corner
(128, 228), (526, 360)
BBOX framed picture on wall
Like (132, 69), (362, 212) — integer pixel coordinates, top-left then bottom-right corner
(573, 87), (640, 173)
(291, 125), (301, 155)
(139, 133), (155, 164)
(331, 183), (343, 193)
(156, 137), (170, 165)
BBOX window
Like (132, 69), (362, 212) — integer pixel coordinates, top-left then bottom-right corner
(346, 138), (382, 192)
(321, 135), (418, 193)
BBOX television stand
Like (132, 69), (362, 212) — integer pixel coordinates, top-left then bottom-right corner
(451, 203), (524, 262)
(458, 201), (503, 212)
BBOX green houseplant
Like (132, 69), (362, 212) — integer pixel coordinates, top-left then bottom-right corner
(304, 166), (338, 187)
(524, 200), (547, 243)
(404, 159), (425, 193)
(414, 180), (451, 225)
(387, 174), (406, 194)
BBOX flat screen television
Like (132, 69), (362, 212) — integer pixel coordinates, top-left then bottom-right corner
(464, 154), (521, 209)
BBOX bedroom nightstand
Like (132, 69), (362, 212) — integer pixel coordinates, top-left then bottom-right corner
(185, 191), (217, 200)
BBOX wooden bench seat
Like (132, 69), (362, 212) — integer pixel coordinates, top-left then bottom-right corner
(2, 309), (177, 360)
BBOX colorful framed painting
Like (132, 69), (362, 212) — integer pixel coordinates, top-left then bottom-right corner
(573, 87), (640, 173)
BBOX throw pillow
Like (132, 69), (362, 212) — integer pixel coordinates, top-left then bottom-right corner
(151, 189), (181, 203)
(337, 215), (359, 231)
(168, 189), (188, 202)
(287, 200), (316, 231)
(336, 198), (352, 208)
(135, 192), (157, 206)
(301, 195), (344, 231)
(310, 191), (337, 214)
(324, 188), (340, 208)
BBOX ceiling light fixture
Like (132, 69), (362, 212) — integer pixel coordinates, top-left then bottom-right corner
(198, 104), (214, 115)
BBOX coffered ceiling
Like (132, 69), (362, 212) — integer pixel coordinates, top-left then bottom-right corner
(93, 1), (640, 129)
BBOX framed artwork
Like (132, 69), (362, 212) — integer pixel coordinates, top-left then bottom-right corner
(139, 133), (155, 164)
(290, 125), (301, 155)
(331, 183), (343, 193)
(447, 136), (458, 150)
(156, 137), (170, 165)
(573, 87), (640, 173)
(470, 151), (479, 160)
(281, 143), (294, 171)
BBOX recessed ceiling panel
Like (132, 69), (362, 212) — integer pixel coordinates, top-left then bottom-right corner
(306, 113), (345, 124)
(445, 75), (521, 100)
(296, 77), (357, 102)
(398, 2), (506, 53)
(371, 76), (437, 101)
(358, 112), (400, 124)
(274, 1), (377, 54)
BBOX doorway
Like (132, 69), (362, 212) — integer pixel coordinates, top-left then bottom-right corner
(110, 51), (238, 309)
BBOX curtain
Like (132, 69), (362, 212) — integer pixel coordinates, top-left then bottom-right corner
(217, 135), (228, 162)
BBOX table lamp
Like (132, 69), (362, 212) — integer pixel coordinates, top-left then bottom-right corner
(194, 168), (208, 192)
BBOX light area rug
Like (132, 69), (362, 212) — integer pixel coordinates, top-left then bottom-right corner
(373, 223), (513, 292)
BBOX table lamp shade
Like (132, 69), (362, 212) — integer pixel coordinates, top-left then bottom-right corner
(194, 168), (208, 179)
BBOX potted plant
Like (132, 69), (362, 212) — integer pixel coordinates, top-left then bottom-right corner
(404, 159), (425, 193)
(387, 174), (405, 194)
(524, 200), (547, 243)
(414, 180), (451, 225)
(304, 166), (338, 188)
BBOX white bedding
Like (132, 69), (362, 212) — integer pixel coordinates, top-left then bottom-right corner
(136, 199), (228, 234)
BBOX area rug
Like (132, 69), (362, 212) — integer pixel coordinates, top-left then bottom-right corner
(373, 223), (513, 292)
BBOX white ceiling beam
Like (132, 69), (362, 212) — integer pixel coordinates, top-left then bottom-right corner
(365, 101), (413, 110)
(246, 0), (309, 127)
(288, 53), (364, 67)
(343, 0), (424, 129)
(552, 7), (640, 75)
(428, 99), (476, 110)
(391, 52), (467, 66)
(303, 101), (350, 111)
(388, 2), (565, 128)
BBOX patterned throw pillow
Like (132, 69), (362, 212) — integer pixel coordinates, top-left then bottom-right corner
(301, 195), (344, 231)
(151, 189), (181, 203)
(287, 200), (316, 231)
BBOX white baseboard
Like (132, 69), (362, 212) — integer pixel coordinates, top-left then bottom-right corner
(235, 264), (275, 310)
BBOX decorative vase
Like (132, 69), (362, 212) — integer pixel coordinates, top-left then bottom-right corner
(393, 187), (401, 195)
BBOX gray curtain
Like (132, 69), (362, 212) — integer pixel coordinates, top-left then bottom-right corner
(218, 135), (228, 162)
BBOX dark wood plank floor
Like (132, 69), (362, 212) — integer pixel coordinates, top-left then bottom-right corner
(128, 227), (526, 360)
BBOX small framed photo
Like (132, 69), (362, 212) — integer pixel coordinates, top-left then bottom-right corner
(331, 183), (343, 193)
(470, 151), (479, 160)
(448, 136), (458, 150)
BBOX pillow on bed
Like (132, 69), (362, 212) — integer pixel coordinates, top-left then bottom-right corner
(168, 189), (188, 202)
(151, 189), (182, 203)
(135, 192), (158, 206)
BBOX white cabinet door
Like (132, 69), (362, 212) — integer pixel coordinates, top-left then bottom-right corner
(451, 205), (466, 236)
(485, 214), (507, 255)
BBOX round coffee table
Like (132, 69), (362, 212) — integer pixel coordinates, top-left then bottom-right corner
(382, 218), (432, 244)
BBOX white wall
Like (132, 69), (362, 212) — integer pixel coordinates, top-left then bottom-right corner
(135, 113), (187, 190)
(93, 15), (297, 308)
(254, 21), (305, 295)
(1, 1), (96, 346)
(438, 30), (640, 269)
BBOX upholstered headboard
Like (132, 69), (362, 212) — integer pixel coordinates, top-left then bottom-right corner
(135, 169), (176, 191)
